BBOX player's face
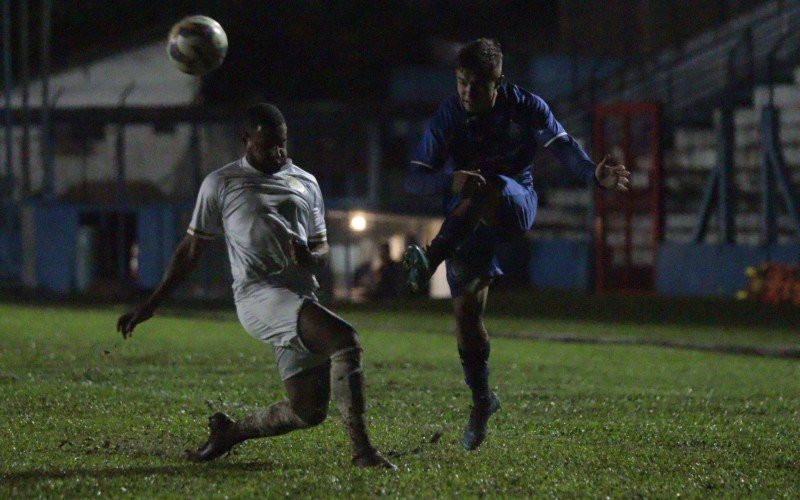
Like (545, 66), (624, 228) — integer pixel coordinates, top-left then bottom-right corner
(457, 68), (501, 114)
(244, 124), (288, 170)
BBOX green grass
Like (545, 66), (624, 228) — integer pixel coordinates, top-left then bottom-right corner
(2, 302), (800, 497)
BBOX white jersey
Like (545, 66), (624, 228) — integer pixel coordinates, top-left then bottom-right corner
(188, 157), (327, 301)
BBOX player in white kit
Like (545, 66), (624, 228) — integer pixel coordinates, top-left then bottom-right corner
(117, 103), (395, 469)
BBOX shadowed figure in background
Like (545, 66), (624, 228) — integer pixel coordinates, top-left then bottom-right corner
(117, 103), (395, 469)
(371, 242), (403, 300)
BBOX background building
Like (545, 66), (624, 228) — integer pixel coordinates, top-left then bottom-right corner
(1, 0), (798, 301)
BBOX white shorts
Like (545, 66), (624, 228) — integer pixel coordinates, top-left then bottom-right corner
(235, 286), (329, 381)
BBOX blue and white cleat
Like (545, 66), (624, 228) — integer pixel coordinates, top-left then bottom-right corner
(403, 244), (431, 293)
(462, 392), (501, 451)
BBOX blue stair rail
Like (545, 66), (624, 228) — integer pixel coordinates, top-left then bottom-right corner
(760, 28), (800, 244)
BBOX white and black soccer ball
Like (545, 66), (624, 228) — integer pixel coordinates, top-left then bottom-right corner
(167, 15), (228, 76)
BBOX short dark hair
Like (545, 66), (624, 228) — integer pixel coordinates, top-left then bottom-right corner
(243, 103), (286, 133)
(457, 38), (503, 79)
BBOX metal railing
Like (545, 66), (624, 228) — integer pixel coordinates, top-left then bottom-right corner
(554, 0), (800, 137)
(766, 25), (800, 105)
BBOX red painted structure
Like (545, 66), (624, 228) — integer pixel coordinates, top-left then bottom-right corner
(592, 102), (664, 292)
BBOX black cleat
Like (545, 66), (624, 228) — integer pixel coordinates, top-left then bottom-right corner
(352, 448), (398, 470)
(462, 392), (501, 451)
(186, 412), (240, 462)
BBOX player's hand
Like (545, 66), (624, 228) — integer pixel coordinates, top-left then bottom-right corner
(595, 155), (631, 191)
(116, 304), (155, 339)
(452, 170), (486, 196)
(289, 236), (314, 269)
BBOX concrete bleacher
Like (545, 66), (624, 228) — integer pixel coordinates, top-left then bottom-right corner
(527, 2), (800, 294)
(532, 62), (800, 289)
(535, 0), (799, 242)
(555, 0), (800, 138)
(664, 63), (800, 244)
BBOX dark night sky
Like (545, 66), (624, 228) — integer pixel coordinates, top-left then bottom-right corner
(8, 1), (556, 101)
(7, 0), (766, 103)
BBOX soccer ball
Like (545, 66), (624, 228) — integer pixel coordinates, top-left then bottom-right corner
(167, 15), (228, 76)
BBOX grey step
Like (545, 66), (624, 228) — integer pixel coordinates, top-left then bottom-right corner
(735, 107), (800, 128)
(753, 85), (800, 108)
(674, 129), (716, 149)
(547, 189), (591, 206)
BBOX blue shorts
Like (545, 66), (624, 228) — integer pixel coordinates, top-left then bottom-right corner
(446, 175), (537, 297)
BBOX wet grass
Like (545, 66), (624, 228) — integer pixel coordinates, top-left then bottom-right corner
(1, 302), (799, 497)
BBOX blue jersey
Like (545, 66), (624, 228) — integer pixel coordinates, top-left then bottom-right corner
(405, 83), (597, 197)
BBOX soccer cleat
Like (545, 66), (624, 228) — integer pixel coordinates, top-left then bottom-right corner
(352, 448), (398, 470)
(462, 392), (501, 451)
(403, 244), (431, 293)
(186, 412), (240, 462)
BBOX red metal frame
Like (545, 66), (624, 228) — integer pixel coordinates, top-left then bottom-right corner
(592, 102), (663, 292)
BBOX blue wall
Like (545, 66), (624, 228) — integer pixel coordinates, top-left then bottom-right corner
(526, 56), (618, 101)
(137, 206), (181, 289)
(34, 204), (79, 293)
(390, 56), (619, 104)
(525, 240), (800, 296)
(528, 240), (591, 290)
(25, 201), (799, 298)
(31, 203), (188, 293)
(656, 242), (800, 297)
(390, 67), (454, 104)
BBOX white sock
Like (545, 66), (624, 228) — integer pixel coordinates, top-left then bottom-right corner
(234, 400), (309, 440)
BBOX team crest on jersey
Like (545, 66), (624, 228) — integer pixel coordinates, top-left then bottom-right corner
(285, 176), (307, 194)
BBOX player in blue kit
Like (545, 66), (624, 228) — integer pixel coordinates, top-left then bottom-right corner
(403, 39), (630, 450)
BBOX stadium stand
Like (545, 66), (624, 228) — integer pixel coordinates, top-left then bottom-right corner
(542, 0), (800, 247)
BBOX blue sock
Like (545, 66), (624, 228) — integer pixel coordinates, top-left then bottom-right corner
(458, 342), (491, 403)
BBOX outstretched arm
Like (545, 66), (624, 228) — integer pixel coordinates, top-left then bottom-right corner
(526, 91), (630, 191)
(117, 234), (209, 338)
(547, 137), (630, 190)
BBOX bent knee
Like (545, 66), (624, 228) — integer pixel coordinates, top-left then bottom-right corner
(331, 325), (361, 352)
(294, 406), (328, 427)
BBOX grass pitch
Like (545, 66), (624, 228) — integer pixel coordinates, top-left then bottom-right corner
(2, 300), (800, 497)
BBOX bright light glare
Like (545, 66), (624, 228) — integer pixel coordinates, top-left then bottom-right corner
(350, 215), (367, 232)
